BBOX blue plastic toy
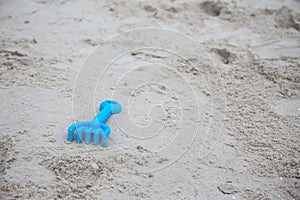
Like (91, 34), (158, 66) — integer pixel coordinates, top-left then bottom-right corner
(67, 100), (121, 147)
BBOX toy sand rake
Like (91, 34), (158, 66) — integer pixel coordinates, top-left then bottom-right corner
(67, 100), (121, 147)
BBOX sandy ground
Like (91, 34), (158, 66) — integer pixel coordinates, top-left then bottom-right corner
(0, 0), (300, 199)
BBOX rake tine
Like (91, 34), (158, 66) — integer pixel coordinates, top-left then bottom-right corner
(84, 128), (93, 144)
(93, 129), (101, 145)
(100, 123), (110, 147)
(76, 127), (85, 143)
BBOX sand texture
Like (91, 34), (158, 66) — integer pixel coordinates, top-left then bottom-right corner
(0, 0), (299, 199)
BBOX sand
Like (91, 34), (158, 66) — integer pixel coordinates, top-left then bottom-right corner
(0, 0), (299, 199)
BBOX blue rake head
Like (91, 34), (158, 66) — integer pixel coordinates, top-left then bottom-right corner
(67, 100), (121, 147)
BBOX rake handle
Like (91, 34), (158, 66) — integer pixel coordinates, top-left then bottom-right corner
(95, 100), (122, 123)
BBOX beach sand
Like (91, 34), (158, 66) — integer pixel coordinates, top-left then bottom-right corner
(0, 0), (299, 199)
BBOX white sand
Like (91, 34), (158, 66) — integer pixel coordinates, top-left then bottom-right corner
(0, 0), (299, 199)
